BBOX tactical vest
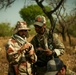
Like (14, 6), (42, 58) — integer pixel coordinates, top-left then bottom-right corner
(34, 29), (55, 51)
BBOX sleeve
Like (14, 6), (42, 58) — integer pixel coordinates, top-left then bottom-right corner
(5, 39), (21, 64)
(53, 33), (65, 56)
(26, 42), (37, 63)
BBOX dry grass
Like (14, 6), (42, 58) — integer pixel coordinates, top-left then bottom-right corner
(0, 36), (76, 75)
(0, 37), (9, 75)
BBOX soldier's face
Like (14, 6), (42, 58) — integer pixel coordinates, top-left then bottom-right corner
(34, 25), (45, 34)
(57, 67), (66, 75)
(18, 30), (28, 38)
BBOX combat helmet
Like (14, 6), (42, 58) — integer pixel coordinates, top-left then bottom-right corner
(34, 15), (46, 27)
(14, 21), (30, 33)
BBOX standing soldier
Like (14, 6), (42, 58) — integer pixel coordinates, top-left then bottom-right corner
(30, 15), (65, 75)
(5, 21), (37, 75)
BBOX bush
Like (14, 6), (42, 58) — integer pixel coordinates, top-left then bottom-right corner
(0, 22), (13, 37)
(69, 24), (76, 37)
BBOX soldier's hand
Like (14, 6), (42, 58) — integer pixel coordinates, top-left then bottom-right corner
(22, 43), (30, 50)
(36, 47), (44, 51)
(45, 49), (53, 56)
(28, 49), (34, 55)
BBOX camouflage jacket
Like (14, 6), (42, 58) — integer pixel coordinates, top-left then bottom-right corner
(66, 68), (76, 75)
(5, 34), (37, 65)
(30, 29), (65, 62)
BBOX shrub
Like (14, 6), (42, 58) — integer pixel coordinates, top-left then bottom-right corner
(0, 22), (13, 37)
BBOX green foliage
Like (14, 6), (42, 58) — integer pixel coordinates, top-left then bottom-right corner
(69, 24), (76, 37)
(67, 14), (76, 37)
(0, 22), (13, 37)
(19, 5), (47, 26)
(29, 27), (36, 36)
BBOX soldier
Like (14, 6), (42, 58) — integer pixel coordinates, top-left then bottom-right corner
(5, 21), (37, 75)
(45, 58), (75, 75)
(30, 15), (65, 75)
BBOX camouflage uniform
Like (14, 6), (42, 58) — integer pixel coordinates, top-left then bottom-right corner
(65, 68), (75, 75)
(5, 21), (37, 75)
(30, 15), (65, 75)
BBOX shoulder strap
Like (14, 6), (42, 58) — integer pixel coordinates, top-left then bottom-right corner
(48, 30), (55, 50)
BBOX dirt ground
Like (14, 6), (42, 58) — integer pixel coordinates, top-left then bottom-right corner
(0, 36), (76, 75)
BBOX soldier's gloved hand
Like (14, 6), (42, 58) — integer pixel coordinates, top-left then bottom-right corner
(45, 49), (53, 56)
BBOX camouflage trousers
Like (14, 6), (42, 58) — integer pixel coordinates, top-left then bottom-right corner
(18, 61), (33, 75)
(8, 61), (33, 75)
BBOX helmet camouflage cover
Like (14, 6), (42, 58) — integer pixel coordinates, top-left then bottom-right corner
(14, 21), (30, 33)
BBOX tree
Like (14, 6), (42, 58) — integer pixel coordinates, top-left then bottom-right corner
(0, 0), (15, 9)
(68, 11), (76, 37)
(54, 2), (76, 45)
(19, 5), (45, 25)
(0, 0), (64, 42)
(35, 0), (64, 32)
(0, 0), (65, 31)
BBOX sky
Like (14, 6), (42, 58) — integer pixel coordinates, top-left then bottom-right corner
(0, 0), (75, 26)
(0, 0), (25, 26)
